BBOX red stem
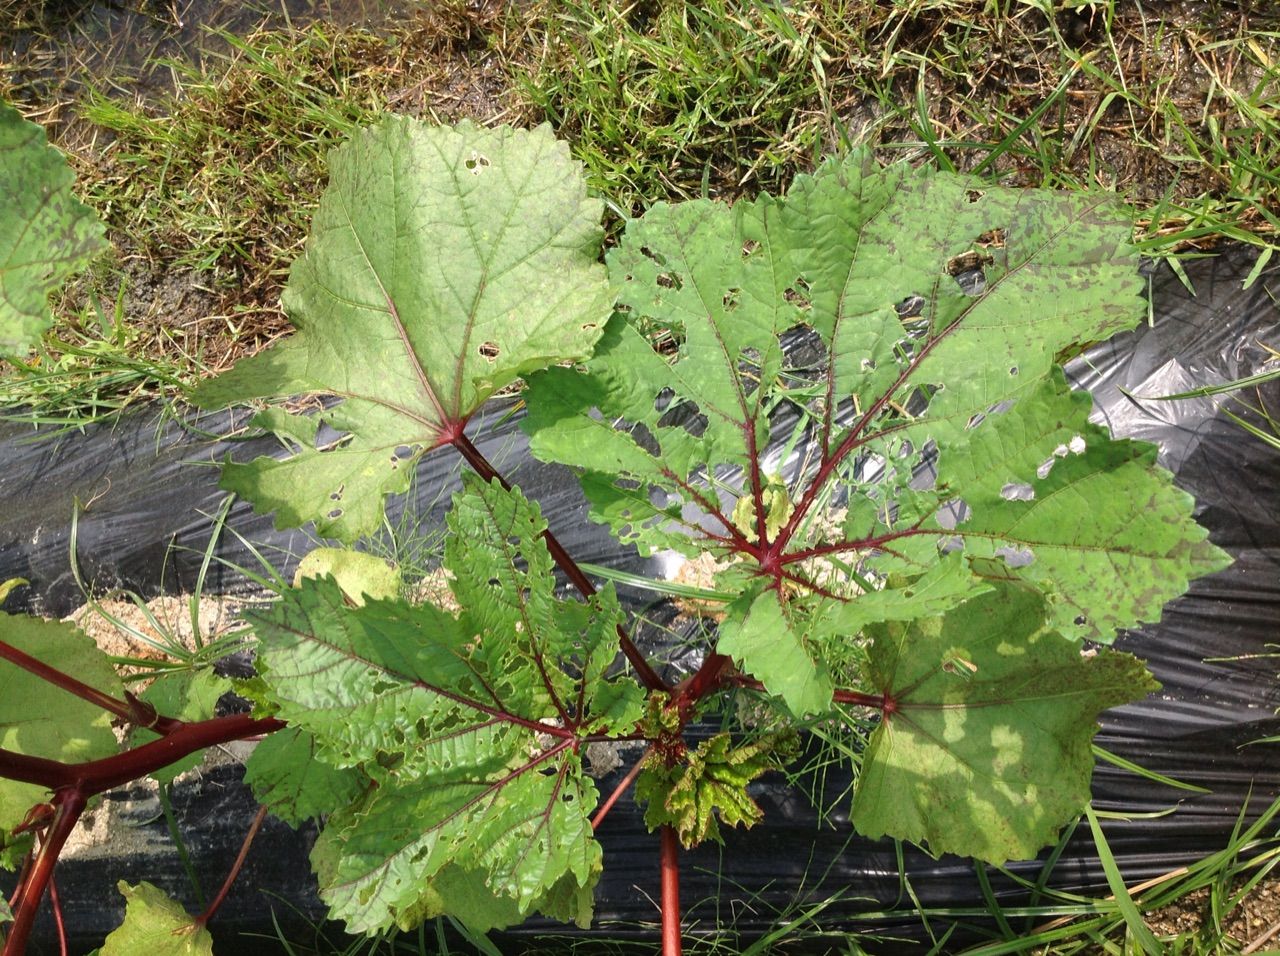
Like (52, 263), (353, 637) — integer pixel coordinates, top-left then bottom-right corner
(0, 640), (182, 735)
(660, 825), (682, 956)
(0, 715), (285, 793)
(48, 876), (66, 956)
(591, 748), (650, 831)
(195, 804), (269, 927)
(731, 675), (888, 710)
(450, 431), (669, 692)
(671, 653), (731, 719)
(3, 792), (85, 956)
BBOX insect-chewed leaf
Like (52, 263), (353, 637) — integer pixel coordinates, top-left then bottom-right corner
(852, 585), (1158, 864)
(248, 477), (644, 933)
(525, 148), (1228, 702)
(0, 103), (107, 354)
(0, 615), (122, 834)
(192, 118), (611, 541)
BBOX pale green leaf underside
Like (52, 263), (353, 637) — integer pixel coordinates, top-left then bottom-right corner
(192, 118), (611, 541)
(852, 586), (1157, 864)
(250, 478), (642, 933)
(100, 881), (213, 956)
(0, 102), (107, 354)
(0, 614), (123, 832)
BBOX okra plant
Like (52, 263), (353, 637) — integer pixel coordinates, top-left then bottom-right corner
(0, 111), (1228, 955)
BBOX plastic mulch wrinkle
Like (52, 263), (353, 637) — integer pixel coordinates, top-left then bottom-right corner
(1, 243), (1277, 950)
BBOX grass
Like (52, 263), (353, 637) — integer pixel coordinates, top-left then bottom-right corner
(519, 0), (1280, 255)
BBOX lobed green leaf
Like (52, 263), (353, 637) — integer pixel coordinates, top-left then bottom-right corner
(249, 477), (644, 932)
(192, 118), (611, 540)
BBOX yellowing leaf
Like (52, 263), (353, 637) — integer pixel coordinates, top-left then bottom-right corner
(100, 882), (212, 956)
(852, 586), (1158, 863)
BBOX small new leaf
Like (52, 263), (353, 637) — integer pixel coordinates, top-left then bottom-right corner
(100, 882), (212, 956)
(852, 585), (1158, 863)
(636, 731), (797, 849)
(192, 118), (611, 540)
(0, 103), (107, 354)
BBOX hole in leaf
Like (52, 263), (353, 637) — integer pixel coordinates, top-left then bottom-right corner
(479, 341), (500, 361)
(657, 400), (707, 436)
(965, 189), (984, 203)
(861, 357), (876, 372)
(995, 545), (1035, 567)
(936, 498), (970, 529)
(327, 509), (343, 519)
(657, 272), (683, 290)
(649, 487), (668, 508)
(1009, 366), (1018, 376)
(640, 245), (668, 266)
(1000, 482), (1035, 501)
(895, 294), (925, 318)
(741, 239), (760, 259)
(977, 227), (1006, 247)
(723, 288), (741, 311)
(329, 486), (344, 501)
(654, 387), (674, 413)
(393, 445), (413, 460)
(1074, 615), (1087, 626)
(464, 152), (491, 174)
(966, 413), (985, 430)
(784, 277), (812, 310)
(946, 250), (993, 277)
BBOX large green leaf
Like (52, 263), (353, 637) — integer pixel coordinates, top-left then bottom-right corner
(192, 118), (611, 540)
(525, 150), (1227, 707)
(0, 615), (123, 833)
(0, 103), (107, 354)
(851, 586), (1157, 863)
(100, 882), (212, 956)
(249, 475), (645, 933)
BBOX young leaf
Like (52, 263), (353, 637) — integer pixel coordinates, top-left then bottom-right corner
(100, 881), (213, 956)
(525, 149), (1227, 709)
(248, 476), (645, 933)
(0, 102), (107, 354)
(851, 585), (1158, 864)
(635, 731), (797, 848)
(0, 615), (122, 833)
(191, 118), (611, 540)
